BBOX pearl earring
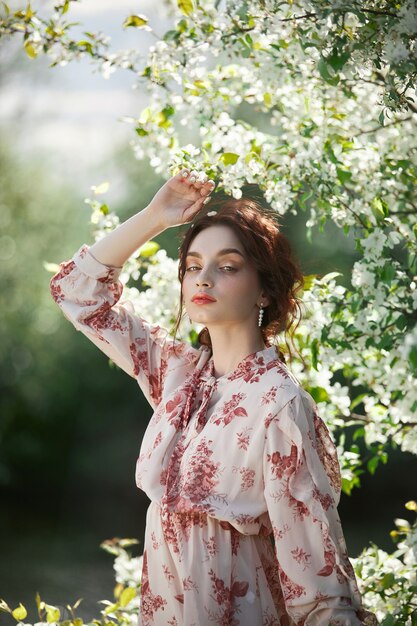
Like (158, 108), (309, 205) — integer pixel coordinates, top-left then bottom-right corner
(258, 305), (264, 327)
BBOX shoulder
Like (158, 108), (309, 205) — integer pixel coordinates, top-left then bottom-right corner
(137, 318), (201, 364)
(259, 349), (311, 413)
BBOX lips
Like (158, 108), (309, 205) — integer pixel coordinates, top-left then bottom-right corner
(191, 293), (217, 303)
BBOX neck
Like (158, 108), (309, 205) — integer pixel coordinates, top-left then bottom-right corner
(205, 324), (267, 378)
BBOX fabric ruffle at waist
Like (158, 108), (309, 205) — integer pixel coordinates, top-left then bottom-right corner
(158, 500), (274, 538)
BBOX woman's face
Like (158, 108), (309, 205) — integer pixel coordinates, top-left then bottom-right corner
(182, 224), (267, 330)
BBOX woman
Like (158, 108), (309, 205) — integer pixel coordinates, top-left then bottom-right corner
(50, 167), (376, 625)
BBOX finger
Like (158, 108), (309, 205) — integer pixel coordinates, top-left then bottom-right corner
(179, 167), (190, 178)
(200, 179), (216, 196)
(194, 171), (209, 190)
(188, 170), (209, 191)
(188, 170), (198, 184)
(182, 195), (210, 222)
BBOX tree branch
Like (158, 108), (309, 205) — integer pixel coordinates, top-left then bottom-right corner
(352, 115), (413, 137)
(361, 8), (397, 18)
(279, 12), (317, 23)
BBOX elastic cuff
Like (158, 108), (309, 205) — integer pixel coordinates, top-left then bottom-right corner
(72, 244), (123, 280)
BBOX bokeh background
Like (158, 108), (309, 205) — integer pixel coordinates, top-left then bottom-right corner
(1, 1), (416, 621)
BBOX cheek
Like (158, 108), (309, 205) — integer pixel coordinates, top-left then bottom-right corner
(181, 275), (192, 300)
(227, 273), (259, 299)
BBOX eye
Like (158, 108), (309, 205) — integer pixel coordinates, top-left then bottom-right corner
(185, 265), (200, 272)
(221, 265), (236, 272)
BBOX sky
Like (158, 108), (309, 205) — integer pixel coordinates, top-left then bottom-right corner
(1, 1), (175, 185)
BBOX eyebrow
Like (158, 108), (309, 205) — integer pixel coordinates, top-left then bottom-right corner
(186, 248), (245, 259)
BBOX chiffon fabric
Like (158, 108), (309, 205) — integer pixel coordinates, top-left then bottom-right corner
(50, 244), (376, 626)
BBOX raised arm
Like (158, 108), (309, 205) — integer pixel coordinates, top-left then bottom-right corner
(88, 167), (215, 267)
(50, 168), (215, 407)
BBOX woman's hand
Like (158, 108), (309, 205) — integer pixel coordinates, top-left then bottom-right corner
(147, 167), (216, 229)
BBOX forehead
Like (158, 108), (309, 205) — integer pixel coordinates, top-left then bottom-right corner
(188, 225), (243, 254)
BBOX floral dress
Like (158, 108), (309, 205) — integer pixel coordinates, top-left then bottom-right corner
(50, 244), (376, 626)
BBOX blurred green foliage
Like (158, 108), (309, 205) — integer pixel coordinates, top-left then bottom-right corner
(0, 139), (83, 489)
(0, 140), (143, 497)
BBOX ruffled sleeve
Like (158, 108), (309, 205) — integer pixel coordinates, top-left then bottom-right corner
(50, 244), (198, 409)
(263, 389), (377, 625)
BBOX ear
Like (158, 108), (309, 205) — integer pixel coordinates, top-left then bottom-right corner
(257, 292), (270, 308)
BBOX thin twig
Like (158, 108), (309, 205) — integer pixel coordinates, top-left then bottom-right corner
(352, 115), (413, 137)
(361, 8), (398, 18)
(279, 12), (317, 23)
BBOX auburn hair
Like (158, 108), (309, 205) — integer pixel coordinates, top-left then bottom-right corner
(173, 189), (304, 360)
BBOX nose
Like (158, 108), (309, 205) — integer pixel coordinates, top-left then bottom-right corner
(196, 267), (213, 287)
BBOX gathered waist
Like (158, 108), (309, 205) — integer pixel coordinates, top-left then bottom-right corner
(151, 500), (273, 538)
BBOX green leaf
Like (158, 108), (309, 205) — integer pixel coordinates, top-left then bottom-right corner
(350, 393), (367, 411)
(308, 386), (329, 403)
(45, 605), (60, 623)
(92, 181), (109, 195)
(100, 203), (109, 215)
(311, 338), (319, 370)
(353, 426), (365, 441)
(118, 538), (139, 547)
(341, 476), (355, 496)
(103, 602), (119, 615)
(120, 587), (136, 607)
(263, 92), (272, 108)
(35, 592), (41, 615)
(177, 18), (188, 32)
(43, 261), (60, 273)
(161, 105), (175, 118)
(178, 0), (193, 16)
(378, 109), (385, 126)
(138, 106), (152, 124)
(163, 29), (180, 42)
(371, 196), (389, 220)
(300, 122), (318, 138)
(324, 140), (339, 164)
(380, 263), (396, 283)
(395, 315), (408, 330)
(23, 39), (37, 58)
(408, 253), (417, 274)
(219, 152), (239, 166)
(12, 604), (27, 621)
(302, 274), (317, 291)
(336, 168), (352, 184)
(123, 14), (148, 28)
(367, 456), (380, 475)
(327, 50), (350, 72)
(409, 346), (417, 373)
(77, 40), (93, 54)
(138, 240), (160, 258)
(320, 271), (342, 284)
(299, 190), (313, 209)
(317, 58), (339, 85)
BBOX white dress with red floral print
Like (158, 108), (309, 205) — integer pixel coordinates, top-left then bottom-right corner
(50, 244), (376, 626)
